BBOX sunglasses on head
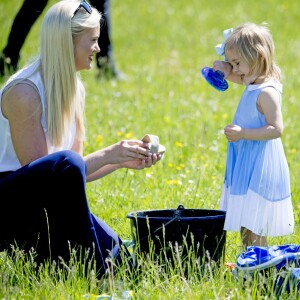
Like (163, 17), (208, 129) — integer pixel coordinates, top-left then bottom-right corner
(73, 0), (92, 17)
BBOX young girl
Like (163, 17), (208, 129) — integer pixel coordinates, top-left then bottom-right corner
(213, 22), (294, 248)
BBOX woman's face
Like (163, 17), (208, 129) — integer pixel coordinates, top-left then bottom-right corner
(226, 49), (257, 85)
(73, 25), (100, 71)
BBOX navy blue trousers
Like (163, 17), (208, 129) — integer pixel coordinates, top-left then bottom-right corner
(0, 150), (129, 276)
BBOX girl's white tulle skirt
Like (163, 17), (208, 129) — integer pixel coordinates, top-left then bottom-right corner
(220, 186), (294, 236)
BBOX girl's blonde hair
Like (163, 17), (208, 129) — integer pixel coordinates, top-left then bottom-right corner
(225, 22), (281, 81)
(40, 0), (101, 147)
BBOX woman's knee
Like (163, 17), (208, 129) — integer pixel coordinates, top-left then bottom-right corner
(51, 150), (86, 178)
(28, 150), (86, 179)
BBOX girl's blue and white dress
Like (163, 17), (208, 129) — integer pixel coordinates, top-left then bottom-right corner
(219, 81), (294, 236)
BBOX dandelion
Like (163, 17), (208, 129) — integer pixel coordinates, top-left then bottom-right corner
(175, 141), (184, 147)
(290, 148), (297, 154)
(163, 116), (172, 124)
(125, 132), (133, 139)
(95, 134), (103, 145)
(165, 179), (182, 185)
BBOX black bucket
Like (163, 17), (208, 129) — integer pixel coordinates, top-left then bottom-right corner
(126, 205), (226, 264)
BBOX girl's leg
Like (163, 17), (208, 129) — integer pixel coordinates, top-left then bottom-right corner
(241, 227), (268, 249)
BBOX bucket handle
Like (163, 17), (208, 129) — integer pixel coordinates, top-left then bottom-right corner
(136, 205), (185, 244)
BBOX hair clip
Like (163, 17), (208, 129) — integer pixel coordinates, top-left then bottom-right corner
(215, 28), (234, 57)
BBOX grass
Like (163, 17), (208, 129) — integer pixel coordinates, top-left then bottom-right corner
(1, 0), (300, 298)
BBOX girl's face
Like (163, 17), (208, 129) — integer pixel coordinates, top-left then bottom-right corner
(73, 26), (100, 71)
(225, 49), (258, 85)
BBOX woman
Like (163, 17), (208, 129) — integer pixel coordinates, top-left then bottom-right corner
(0, 0), (162, 277)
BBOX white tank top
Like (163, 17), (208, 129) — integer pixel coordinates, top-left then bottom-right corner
(0, 62), (76, 172)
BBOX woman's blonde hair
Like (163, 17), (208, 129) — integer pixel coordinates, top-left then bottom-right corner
(40, 0), (101, 147)
(225, 22), (281, 81)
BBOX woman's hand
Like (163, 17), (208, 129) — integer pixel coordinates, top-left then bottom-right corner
(85, 140), (163, 181)
(115, 139), (163, 169)
(121, 152), (162, 170)
(108, 139), (152, 164)
(85, 139), (156, 176)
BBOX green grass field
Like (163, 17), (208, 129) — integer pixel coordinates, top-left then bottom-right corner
(1, 0), (300, 298)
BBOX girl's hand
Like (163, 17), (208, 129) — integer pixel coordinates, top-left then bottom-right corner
(213, 60), (232, 79)
(224, 124), (243, 142)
